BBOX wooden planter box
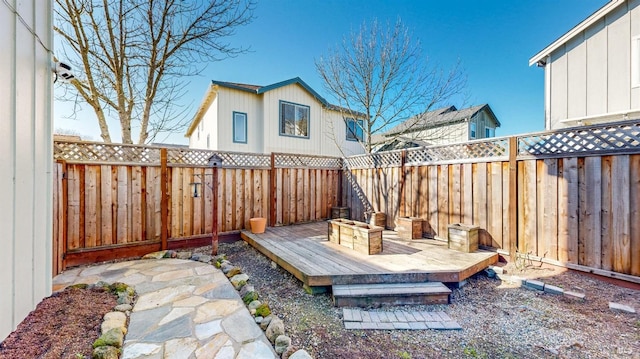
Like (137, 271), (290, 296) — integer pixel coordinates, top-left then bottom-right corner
(447, 223), (479, 253)
(369, 212), (386, 228)
(331, 206), (351, 219)
(352, 223), (383, 255)
(328, 219), (383, 255)
(396, 217), (423, 240)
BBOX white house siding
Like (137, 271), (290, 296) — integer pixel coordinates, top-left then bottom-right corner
(0, 0), (53, 341)
(262, 83), (324, 155)
(321, 109), (364, 157)
(216, 88), (263, 153)
(546, 0), (640, 129)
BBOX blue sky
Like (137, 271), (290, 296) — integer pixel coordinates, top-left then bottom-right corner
(54, 0), (607, 144)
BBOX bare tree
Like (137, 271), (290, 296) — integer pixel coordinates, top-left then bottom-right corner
(55, 0), (255, 144)
(316, 18), (466, 153)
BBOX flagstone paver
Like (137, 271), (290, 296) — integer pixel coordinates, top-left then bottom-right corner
(53, 258), (277, 358)
(343, 308), (462, 331)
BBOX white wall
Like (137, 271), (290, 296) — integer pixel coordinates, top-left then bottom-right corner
(262, 83), (323, 155)
(0, 0), (53, 341)
(547, 0), (640, 129)
(216, 88), (263, 152)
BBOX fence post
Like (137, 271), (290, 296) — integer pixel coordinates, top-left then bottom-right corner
(60, 160), (68, 272)
(160, 148), (168, 250)
(508, 136), (518, 260)
(270, 153), (276, 226)
(212, 165), (219, 255)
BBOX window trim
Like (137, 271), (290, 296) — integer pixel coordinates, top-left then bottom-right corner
(279, 100), (310, 139)
(633, 34), (640, 88)
(232, 111), (248, 144)
(470, 122), (476, 139)
(485, 126), (495, 138)
(345, 118), (364, 142)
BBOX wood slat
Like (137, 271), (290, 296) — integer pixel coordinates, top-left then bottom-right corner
(611, 155), (630, 273)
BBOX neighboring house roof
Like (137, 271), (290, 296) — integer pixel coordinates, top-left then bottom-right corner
(185, 77), (366, 137)
(529, 0), (626, 66)
(382, 104), (500, 137)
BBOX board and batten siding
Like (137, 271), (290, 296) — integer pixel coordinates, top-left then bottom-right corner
(547, 0), (640, 129)
(262, 83), (325, 155)
(216, 87), (263, 152)
(0, 0), (53, 341)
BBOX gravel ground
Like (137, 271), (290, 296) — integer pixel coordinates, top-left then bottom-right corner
(201, 240), (640, 359)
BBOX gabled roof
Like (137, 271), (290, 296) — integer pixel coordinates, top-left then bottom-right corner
(382, 104), (500, 137)
(212, 77), (329, 106)
(529, 0), (626, 66)
(186, 77), (365, 137)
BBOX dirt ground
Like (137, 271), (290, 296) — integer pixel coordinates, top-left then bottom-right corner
(0, 287), (116, 359)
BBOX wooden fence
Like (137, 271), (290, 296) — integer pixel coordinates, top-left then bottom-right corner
(52, 143), (342, 274)
(52, 120), (640, 283)
(343, 120), (640, 282)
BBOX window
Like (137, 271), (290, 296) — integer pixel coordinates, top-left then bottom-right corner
(633, 35), (640, 88)
(233, 111), (247, 143)
(346, 118), (364, 142)
(470, 122), (476, 139)
(485, 127), (495, 138)
(206, 134), (210, 149)
(280, 101), (309, 138)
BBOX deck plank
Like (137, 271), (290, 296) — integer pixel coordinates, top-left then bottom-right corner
(241, 222), (498, 287)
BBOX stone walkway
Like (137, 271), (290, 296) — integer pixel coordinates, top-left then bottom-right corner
(342, 308), (462, 330)
(53, 258), (277, 359)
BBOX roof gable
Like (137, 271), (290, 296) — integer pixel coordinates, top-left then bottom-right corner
(529, 0), (626, 66)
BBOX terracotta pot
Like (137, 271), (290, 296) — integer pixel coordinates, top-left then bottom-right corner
(249, 217), (267, 234)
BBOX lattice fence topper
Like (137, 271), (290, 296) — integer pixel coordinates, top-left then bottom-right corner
(273, 153), (342, 169)
(344, 151), (403, 169)
(405, 138), (509, 165)
(166, 148), (271, 168)
(517, 120), (640, 158)
(54, 141), (161, 163)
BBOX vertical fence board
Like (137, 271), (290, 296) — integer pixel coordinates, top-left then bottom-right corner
(84, 166), (98, 248)
(583, 157), (602, 268)
(462, 163), (473, 226)
(559, 157), (579, 263)
(437, 165), (449, 238)
(601, 156), (613, 271)
(544, 159), (558, 259)
(501, 162), (510, 253)
(116, 167), (129, 244)
(612, 156), (631, 273)
(131, 166), (143, 242)
(475, 163), (488, 246)
(630, 155), (640, 276)
(427, 166), (438, 236)
(522, 160), (537, 256)
(490, 162), (503, 249)
(451, 165), (461, 224)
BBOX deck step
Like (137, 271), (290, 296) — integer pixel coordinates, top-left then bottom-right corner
(332, 282), (451, 307)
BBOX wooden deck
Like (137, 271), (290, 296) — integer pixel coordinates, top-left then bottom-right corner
(240, 222), (498, 289)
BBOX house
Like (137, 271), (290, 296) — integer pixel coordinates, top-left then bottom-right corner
(1, 0), (53, 341)
(185, 77), (366, 157)
(372, 104), (500, 152)
(530, 0), (640, 130)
